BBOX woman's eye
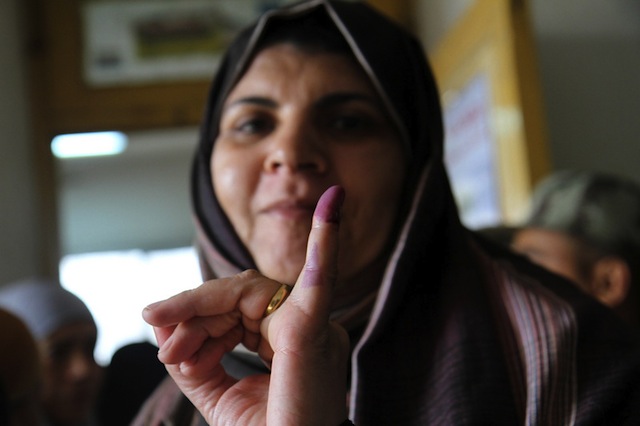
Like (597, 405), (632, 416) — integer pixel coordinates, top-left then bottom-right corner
(333, 115), (363, 130)
(235, 117), (272, 135)
(47, 343), (72, 363)
(330, 114), (373, 133)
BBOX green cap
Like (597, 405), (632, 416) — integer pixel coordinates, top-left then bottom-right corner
(525, 170), (640, 255)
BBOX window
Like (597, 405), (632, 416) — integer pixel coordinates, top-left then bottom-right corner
(60, 246), (202, 365)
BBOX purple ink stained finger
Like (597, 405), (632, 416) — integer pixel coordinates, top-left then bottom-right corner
(300, 186), (344, 289)
(314, 185), (345, 224)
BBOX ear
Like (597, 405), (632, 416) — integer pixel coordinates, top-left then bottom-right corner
(590, 257), (631, 308)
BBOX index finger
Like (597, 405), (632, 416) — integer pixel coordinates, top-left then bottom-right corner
(287, 185), (345, 320)
(142, 271), (281, 327)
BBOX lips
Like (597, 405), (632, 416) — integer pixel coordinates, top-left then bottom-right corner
(260, 199), (317, 220)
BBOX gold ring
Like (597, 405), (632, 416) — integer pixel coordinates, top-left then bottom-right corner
(264, 284), (292, 317)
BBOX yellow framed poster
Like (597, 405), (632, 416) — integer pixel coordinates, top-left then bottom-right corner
(432, 0), (550, 227)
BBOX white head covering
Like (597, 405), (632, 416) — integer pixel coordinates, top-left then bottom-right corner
(0, 277), (95, 339)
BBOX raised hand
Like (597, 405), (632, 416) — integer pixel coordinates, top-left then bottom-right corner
(142, 186), (350, 425)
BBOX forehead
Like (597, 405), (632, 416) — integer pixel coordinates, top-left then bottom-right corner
(44, 322), (97, 346)
(513, 228), (580, 255)
(225, 43), (377, 101)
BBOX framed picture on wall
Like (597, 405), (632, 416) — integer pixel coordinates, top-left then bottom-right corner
(431, 0), (550, 228)
(81, 0), (298, 87)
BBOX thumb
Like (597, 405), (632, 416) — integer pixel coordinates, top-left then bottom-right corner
(288, 185), (345, 321)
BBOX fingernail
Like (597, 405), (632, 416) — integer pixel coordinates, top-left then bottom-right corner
(144, 301), (161, 311)
(315, 186), (345, 223)
(157, 334), (173, 356)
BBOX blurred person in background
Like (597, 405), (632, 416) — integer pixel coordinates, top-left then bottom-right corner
(476, 224), (517, 248)
(512, 170), (640, 328)
(96, 341), (167, 426)
(0, 307), (42, 425)
(0, 278), (103, 426)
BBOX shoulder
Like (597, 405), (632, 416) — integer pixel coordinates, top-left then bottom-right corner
(472, 230), (640, 422)
(130, 376), (199, 426)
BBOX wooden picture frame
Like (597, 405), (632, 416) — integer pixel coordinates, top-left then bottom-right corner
(431, 0), (550, 227)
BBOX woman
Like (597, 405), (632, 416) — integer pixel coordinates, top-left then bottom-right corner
(139, 1), (640, 424)
(0, 278), (103, 426)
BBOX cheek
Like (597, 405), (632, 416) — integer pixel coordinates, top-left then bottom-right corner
(335, 149), (406, 271)
(214, 162), (244, 201)
(211, 149), (259, 239)
(340, 146), (405, 216)
(348, 166), (404, 236)
(546, 253), (582, 282)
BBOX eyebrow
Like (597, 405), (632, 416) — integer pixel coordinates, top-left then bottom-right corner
(224, 92), (381, 111)
(225, 96), (277, 109)
(315, 92), (381, 109)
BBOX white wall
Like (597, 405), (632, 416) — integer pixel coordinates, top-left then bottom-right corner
(530, 0), (640, 182)
(56, 128), (198, 254)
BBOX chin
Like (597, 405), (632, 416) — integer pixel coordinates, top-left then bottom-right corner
(252, 239), (307, 283)
(258, 259), (304, 285)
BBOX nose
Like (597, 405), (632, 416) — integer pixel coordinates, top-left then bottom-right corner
(263, 121), (327, 174)
(66, 350), (96, 382)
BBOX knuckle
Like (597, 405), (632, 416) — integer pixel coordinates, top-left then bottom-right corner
(238, 269), (261, 280)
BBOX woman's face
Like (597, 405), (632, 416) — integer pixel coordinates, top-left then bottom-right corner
(40, 322), (102, 425)
(212, 43), (406, 286)
(512, 227), (593, 292)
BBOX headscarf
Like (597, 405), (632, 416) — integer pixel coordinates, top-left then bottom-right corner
(191, 0), (449, 286)
(0, 277), (95, 340)
(523, 169), (640, 257)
